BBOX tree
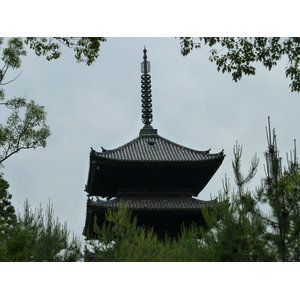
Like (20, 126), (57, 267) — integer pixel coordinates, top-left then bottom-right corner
(0, 200), (82, 261)
(179, 37), (300, 92)
(198, 118), (300, 261)
(85, 206), (170, 262)
(0, 173), (16, 236)
(261, 119), (300, 261)
(198, 145), (277, 262)
(0, 98), (51, 165)
(1, 37), (107, 164)
(0, 37), (106, 261)
(0, 38), (51, 165)
(24, 37), (107, 66)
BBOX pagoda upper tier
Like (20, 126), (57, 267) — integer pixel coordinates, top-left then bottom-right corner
(90, 133), (223, 163)
(86, 132), (224, 199)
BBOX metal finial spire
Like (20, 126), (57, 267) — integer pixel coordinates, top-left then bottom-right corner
(141, 47), (152, 126)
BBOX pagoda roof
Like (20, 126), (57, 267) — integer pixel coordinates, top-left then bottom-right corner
(91, 133), (224, 163)
(84, 197), (214, 238)
(87, 196), (214, 211)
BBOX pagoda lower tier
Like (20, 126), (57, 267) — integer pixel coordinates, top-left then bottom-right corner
(83, 196), (215, 239)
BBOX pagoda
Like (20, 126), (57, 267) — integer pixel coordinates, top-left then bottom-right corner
(83, 48), (225, 239)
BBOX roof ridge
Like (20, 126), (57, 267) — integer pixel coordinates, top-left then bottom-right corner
(92, 134), (225, 162)
(101, 134), (219, 154)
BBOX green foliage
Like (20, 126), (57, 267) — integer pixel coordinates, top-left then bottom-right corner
(0, 98), (51, 164)
(166, 224), (213, 261)
(85, 206), (170, 262)
(1, 38), (51, 165)
(0, 36), (105, 262)
(25, 37), (107, 66)
(0, 37), (107, 165)
(0, 200), (82, 262)
(199, 148), (277, 262)
(260, 127), (300, 261)
(200, 120), (300, 262)
(85, 205), (225, 262)
(0, 172), (16, 235)
(179, 37), (300, 92)
(1, 37), (26, 70)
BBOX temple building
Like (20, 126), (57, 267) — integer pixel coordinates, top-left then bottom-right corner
(83, 48), (225, 239)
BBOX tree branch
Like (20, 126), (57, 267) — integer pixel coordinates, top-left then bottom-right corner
(0, 70), (23, 86)
(0, 145), (36, 164)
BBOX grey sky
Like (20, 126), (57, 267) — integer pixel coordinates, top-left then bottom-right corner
(2, 37), (299, 243)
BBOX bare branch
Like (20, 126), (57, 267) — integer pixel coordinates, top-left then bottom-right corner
(0, 146), (36, 164)
(0, 70), (23, 86)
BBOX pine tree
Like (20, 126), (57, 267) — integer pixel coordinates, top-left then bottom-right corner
(0, 200), (82, 262)
(85, 205), (171, 262)
(261, 118), (300, 261)
(195, 143), (273, 262)
(199, 118), (300, 261)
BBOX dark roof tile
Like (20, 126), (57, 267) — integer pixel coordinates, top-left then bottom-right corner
(87, 197), (214, 210)
(92, 134), (224, 162)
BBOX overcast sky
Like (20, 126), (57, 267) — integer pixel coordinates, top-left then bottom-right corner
(2, 37), (300, 243)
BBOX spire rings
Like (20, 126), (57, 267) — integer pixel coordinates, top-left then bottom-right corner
(140, 48), (153, 125)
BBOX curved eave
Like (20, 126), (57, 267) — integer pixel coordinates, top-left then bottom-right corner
(86, 197), (216, 210)
(90, 152), (225, 166)
(90, 150), (226, 164)
(90, 133), (225, 164)
(83, 197), (215, 238)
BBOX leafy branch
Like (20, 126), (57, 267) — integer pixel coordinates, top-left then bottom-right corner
(0, 98), (51, 165)
(25, 37), (107, 66)
(179, 37), (300, 92)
